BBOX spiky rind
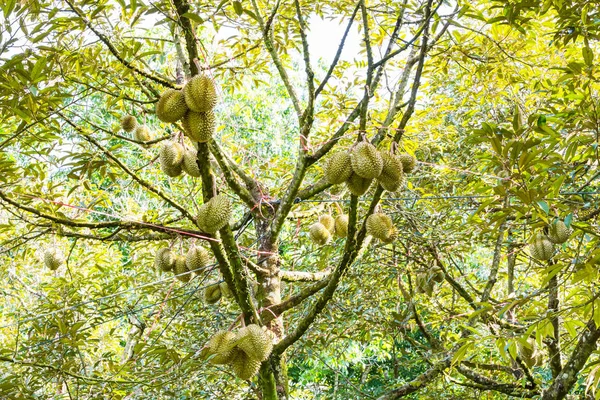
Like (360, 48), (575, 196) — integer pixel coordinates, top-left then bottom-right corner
(324, 152), (353, 184)
(174, 256), (192, 282)
(319, 214), (335, 232)
(155, 247), (176, 272)
(156, 89), (188, 123)
(204, 283), (222, 304)
(346, 173), (372, 196)
(309, 222), (331, 245)
(159, 141), (184, 177)
(44, 248), (63, 270)
(547, 220), (570, 244)
(334, 215), (349, 238)
(182, 110), (215, 143)
(398, 154), (417, 173)
(183, 75), (217, 113)
(378, 152), (404, 192)
(197, 194), (232, 233)
(205, 330), (238, 365)
(366, 213), (396, 242)
(416, 272), (434, 296)
(120, 115), (137, 132)
(186, 245), (210, 273)
(236, 324), (273, 362)
(351, 142), (383, 179)
(529, 233), (555, 261)
(230, 349), (262, 380)
(134, 125), (152, 142)
(182, 148), (201, 177)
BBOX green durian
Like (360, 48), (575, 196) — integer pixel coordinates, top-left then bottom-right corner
(182, 110), (215, 143)
(44, 248), (63, 270)
(196, 194), (232, 233)
(236, 324), (273, 361)
(182, 147), (201, 177)
(183, 75), (217, 113)
(346, 173), (372, 196)
(174, 256), (192, 282)
(186, 245), (210, 273)
(309, 222), (331, 245)
(120, 115), (137, 132)
(154, 247), (176, 272)
(333, 215), (349, 238)
(547, 220), (570, 244)
(319, 214), (335, 232)
(323, 152), (353, 184)
(398, 153), (417, 173)
(351, 141), (383, 179)
(156, 89), (188, 123)
(529, 233), (555, 261)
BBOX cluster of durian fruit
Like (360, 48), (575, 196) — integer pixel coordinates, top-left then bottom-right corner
(309, 214), (348, 245)
(201, 324), (273, 380)
(324, 140), (416, 196)
(154, 244), (211, 282)
(528, 220), (571, 261)
(120, 74), (218, 179)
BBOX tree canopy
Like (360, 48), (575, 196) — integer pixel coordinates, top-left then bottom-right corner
(0, 0), (600, 399)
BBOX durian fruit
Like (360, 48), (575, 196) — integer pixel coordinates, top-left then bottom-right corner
(230, 349), (262, 380)
(350, 141), (383, 179)
(186, 245), (210, 273)
(398, 154), (417, 173)
(44, 248), (63, 270)
(547, 220), (570, 244)
(334, 215), (349, 238)
(323, 152), (353, 184)
(134, 125), (152, 142)
(174, 256), (192, 282)
(346, 173), (372, 196)
(220, 281), (233, 298)
(309, 222), (331, 245)
(529, 233), (555, 261)
(182, 147), (201, 177)
(204, 330), (238, 365)
(182, 110), (215, 143)
(236, 324), (273, 362)
(378, 152), (404, 192)
(154, 247), (176, 272)
(156, 89), (188, 123)
(366, 213), (396, 243)
(159, 141), (185, 177)
(196, 194), (232, 233)
(120, 115), (137, 132)
(183, 75), (217, 113)
(204, 283), (222, 304)
(415, 272), (434, 296)
(319, 214), (335, 232)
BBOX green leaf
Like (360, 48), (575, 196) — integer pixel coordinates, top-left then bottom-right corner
(233, 1), (243, 16)
(537, 200), (549, 215)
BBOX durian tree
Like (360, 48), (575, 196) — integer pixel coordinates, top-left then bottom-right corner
(1, 0), (600, 399)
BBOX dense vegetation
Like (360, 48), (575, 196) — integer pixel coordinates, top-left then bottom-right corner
(0, 0), (599, 399)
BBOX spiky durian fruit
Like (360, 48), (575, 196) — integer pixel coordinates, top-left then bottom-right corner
(529, 233), (555, 261)
(134, 125), (152, 142)
(547, 220), (570, 244)
(159, 141), (184, 177)
(182, 110), (215, 143)
(230, 349), (262, 380)
(182, 148), (201, 177)
(156, 89), (188, 123)
(346, 173), (372, 196)
(398, 153), (417, 173)
(204, 283), (222, 304)
(197, 194), (232, 233)
(174, 256), (192, 282)
(334, 215), (349, 238)
(204, 330), (238, 365)
(236, 324), (273, 361)
(44, 248), (63, 270)
(186, 245), (210, 273)
(366, 213), (396, 243)
(319, 214), (335, 232)
(324, 152), (353, 184)
(120, 115), (137, 132)
(378, 152), (404, 192)
(351, 141), (383, 179)
(309, 222), (331, 245)
(154, 247), (176, 272)
(183, 75), (217, 113)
